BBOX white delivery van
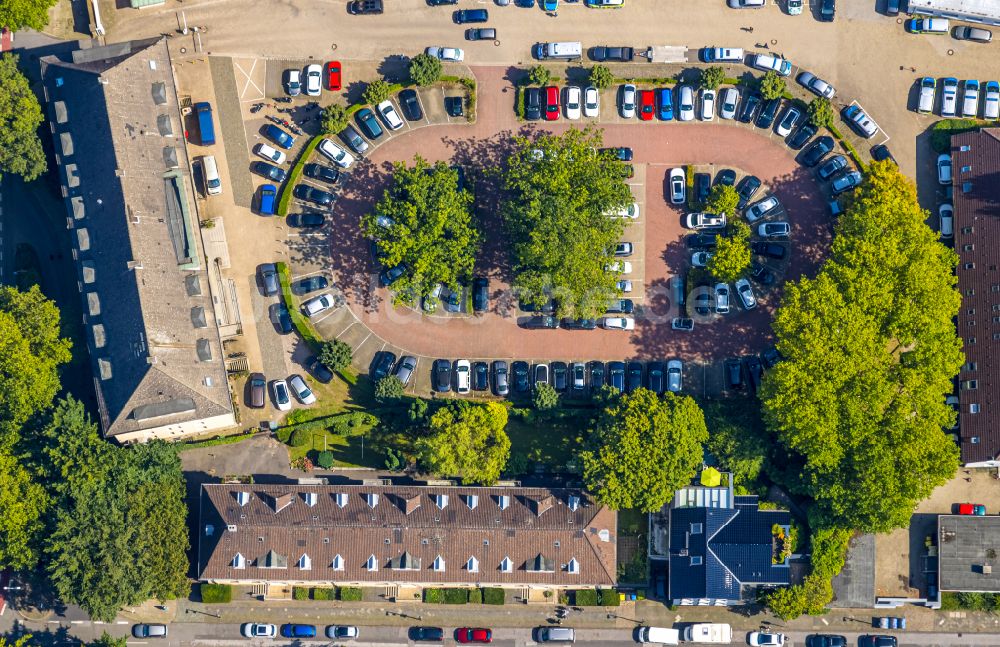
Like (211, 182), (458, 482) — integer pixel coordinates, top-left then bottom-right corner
(202, 155), (222, 196)
(682, 623), (732, 643)
(534, 41), (582, 60)
(750, 54), (792, 77)
(638, 626), (680, 645)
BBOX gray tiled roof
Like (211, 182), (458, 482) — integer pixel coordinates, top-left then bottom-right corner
(198, 484), (618, 586)
(39, 38), (232, 439)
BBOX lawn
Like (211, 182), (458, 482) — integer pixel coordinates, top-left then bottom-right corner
(505, 407), (589, 473)
(277, 411), (380, 467)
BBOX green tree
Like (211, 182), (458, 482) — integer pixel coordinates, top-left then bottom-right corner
(500, 127), (632, 319)
(92, 631), (128, 647)
(588, 65), (614, 90)
(703, 401), (769, 488)
(0, 636), (34, 647)
(528, 65), (551, 86)
(533, 383), (559, 410)
(704, 184), (739, 216)
(416, 402), (511, 484)
(374, 375), (405, 402)
(581, 389), (708, 512)
(320, 104), (349, 134)
(316, 450), (334, 469)
(320, 339), (353, 373)
(758, 71), (786, 101)
(699, 66), (726, 91)
(0, 0), (56, 37)
(807, 96), (835, 128)
(707, 220), (751, 283)
(363, 78), (393, 105)
(0, 448), (48, 569)
(361, 157), (479, 303)
(0, 55), (47, 181)
(409, 53), (442, 86)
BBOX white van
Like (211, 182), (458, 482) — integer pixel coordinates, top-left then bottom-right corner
(917, 77), (936, 114)
(637, 626), (680, 645)
(750, 54), (792, 77)
(202, 155), (222, 196)
(907, 17), (949, 33)
(534, 41), (582, 60)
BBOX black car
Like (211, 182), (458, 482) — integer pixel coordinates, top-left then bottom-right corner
(752, 241), (787, 259)
(340, 124), (369, 155)
(561, 318), (597, 330)
(348, 0), (383, 13)
(473, 361), (489, 391)
(871, 143), (897, 165)
(398, 89), (423, 121)
(743, 355), (763, 393)
(287, 212), (326, 228)
(445, 96), (464, 117)
(750, 262), (777, 286)
(601, 147), (634, 162)
(534, 363), (550, 388)
(410, 627), (446, 642)
(802, 135), (835, 167)
(685, 233), (719, 249)
(819, 0), (835, 21)
(524, 87), (542, 121)
(715, 168), (737, 186)
(694, 173), (711, 204)
(427, 0), (457, 4)
(693, 289), (712, 316)
(270, 303), (293, 334)
(303, 163), (341, 184)
(356, 108), (384, 139)
(379, 262), (406, 286)
(551, 361), (568, 392)
(725, 357), (744, 390)
(466, 27), (497, 41)
(736, 175), (762, 209)
(522, 315), (558, 329)
(250, 161), (287, 182)
(805, 636), (847, 647)
(372, 351), (397, 380)
(738, 92), (762, 123)
(589, 46), (634, 62)
(626, 361), (643, 393)
(589, 361), (606, 389)
(512, 360), (530, 393)
(647, 361), (665, 395)
(433, 359), (452, 392)
(453, 8), (488, 22)
(755, 97), (781, 129)
(307, 356), (334, 383)
(293, 184), (335, 206)
(858, 637), (896, 647)
(472, 277), (489, 312)
(607, 361), (626, 392)
(787, 122), (818, 150)
(296, 275), (329, 294)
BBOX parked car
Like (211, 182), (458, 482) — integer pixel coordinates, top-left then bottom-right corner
(524, 86), (542, 120)
(666, 359), (683, 393)
(625, 361), (643, 393)
(258, 184), (278, 215)
(745, 195), (779, 223)
(715, 282), (730, 314)
(787, 122), (817, 149)
(620, 84), (637, 118)
(962, 79), (981, 118)
(522, 315), (558, 329)
(739, 92), (761, 123)
(686, 212), (726, 230)
(583, 85), (600, 117)
(545, 85), (560, 120)
(492, 361), (509, 395)
(564, 85), (582, 119)
(433, 359), (452, 392)
(289, 374), (317, 405)
(454, 7), (488, 22)
(533, 363), (550, 388)
(377, 100), (405, 130)
(394, 356), (417, 386)
(472, 361), (489, 391)
(271, 378), (291, 411)
(285, 69), (302, 96)
(590, 45), (634, 61)
(302, 293), (336, 318)
(356, 107), (384, 139)
(561, 318), (597, 330)
(797, 71), (835, 98)
(657, 87), (674, 120)
(379, 263), (406, 286)
(695, 172), (711, 203)
(802, 136), (834, 167)
(606, 298), (634, 314)
(318, 138), (355, 168)
(270, 303), (293, 334)
(339, 126), (368, 156)
(589, 361), (606, 389)
(700, 46), (745, 62)
(294, 184), (335, 207)
(614, 242), (634, 256)
(410, 627), (447, 642)
(325, 60), (342, 91)
(699, 89), (716, 121)
(842, 104), (879, 138)
(602, 316), (635, 330)
(281, 625), (317, 639)
(303, 163), (341, 184)
(959, 503), (987, 515)
(954, 25), (992, 42)
(258, 263), (279, 296)
(571, 362), (586, 390)
(512, 361), (530, 392)
(817, 155), (849, 181)
(255, 143), (287, 165)
(426, 46), (465, 62)
(752, 241), (787, 259)
(939, 202), (954, 238)
(728, 0), (766, 7)
(472, 277), (489, 312)
(304, 63), (322, 96)
(607, 361), (626, 392)
(805, 636), (846, 647)
(751, 262), (776, 286)
(348, 0), (383, 13)
(242, 624), (277, 639)
(775, 105), (801, 136)
(831, 170), (863, 195)
(264, 124), (295, 149)
(725, 357), (744, 390)
(755, 97), (781, 129)
(132, 625), (168, 639)
(669, 167), (686, 204)
(672, 317), (694, 331)
(372, 351), (397, 381)
(985, 80), (1000, 119)
(941, 77), (959, 117)
(677, 85), (695, 121)
(735, 277), (757, 309)
(719, 87), (739, 119)
(819, 0), (835, 20)
(749, 632), (785, 646)
(250, 161), (286, 182)
(759, 221), (791, 238)
(639, 89), (656, 121)
(744, 355), (764, 393)
(691, 251), (715, 267)
(551, 361), (568, 392)
(287, 212), (326, 228)
(858, 636), (897, 647)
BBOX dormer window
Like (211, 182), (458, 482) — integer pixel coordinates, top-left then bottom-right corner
(304, 492), (318, 507)
(568, 495), (580, 511)
(433, 555), (445, 572)
(465, 494), (479, 510)
(335, 492), (348, 508)
(435, 494), (449, 510)
(497, 495), (510, 510)
(298, 553), (311, 570)
(466, 556), (479, 573)
(332, 554), (344, 571)
(366, 554), (378, 571)
(567, 558), (579, 574)
(366, 493), (379, 509)
(232, 553), (246, 569)
(500, 556), (513, 573)
(236, 491), (250, 506)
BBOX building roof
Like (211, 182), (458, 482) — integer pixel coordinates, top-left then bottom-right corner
(39, 38), (232, 439)
(197, 484), (617, 586)
(668, 495), (790, 601)
(908, 0), (1000, 25)
(952, 129), (1000, 465)
(938, 515), (1000, 592)
(830, 533), (875, 607)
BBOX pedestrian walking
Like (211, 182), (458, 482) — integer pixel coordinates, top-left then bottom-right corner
(749, 26), (754, 33)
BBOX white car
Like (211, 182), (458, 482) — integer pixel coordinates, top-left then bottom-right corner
(565, 86), (582, 120)
(719, 87), (739, 119)
(616, 279), (633, 292)
(376, 100), (404, 130)
(745, 195), (780, 223)
(691, 251), (714, 267)
(605, 261), (633, 274)
(700, 89), (716, 121)
(759, 221), (791, 238)
(242, 624), (277, 639)
(289, 374), (317, 405)
(796, 71), (836, 99)
(685, 212), (726, 229)
(606, 202), (640, 219)
(735, 278), (756, 309)
(667, 359), (683, 392)
(285, 70), (302, 97)
(941, 77), (959, 117)
(748, 632), (785, 647)
(620, 84), (637, 118)
(271, 379), (292, 411)
(254, 143), (287, 165)
(318, 138), (355, 169)
(714, 282), (730, 314)
(326, 626), (360, 640)
(937, 153), (952, 185)
(962, 79), (980, 118)
(455, 359), (471, 394)
(984, 81), (1000, 119)
(305, 63), (323, 97)
(303, 293), (336, 318)
(602, 316), (635, 330)
(939, 203), (954, 238)
(426, 46), (465, 62)
(669, 168), (686, 204)
(677, 85), (695, 121)
(775, 105), (802, 136)
(583, 85), (600, 117)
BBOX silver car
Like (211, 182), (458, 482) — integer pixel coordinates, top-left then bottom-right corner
(394, 356), (417, 385)
(492, 360), (509, 395)
(745, 195), (780, 223)
(677, 85), (695, 121)
(667, 359), (683, 393)
(796, 71), (836, 99)
(620, 83), (637, 118)
(719, 87), (740, 119)
(941, 77), (959, 117)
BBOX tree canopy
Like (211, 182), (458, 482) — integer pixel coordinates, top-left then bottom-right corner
(409, 53), (442, 86)
(500, 127), (633, 319)
(588, 65), (613, 90)
(707, 219), (751, 283)
(528, 65), (551, 86)
(581, 389), (708, 512)
(758, 71), (786, 101)
(807, 97), (835, 128)
(319, 339), (353, 373)
(760, 161), (962, 533)
(416, 402), (511, 485)
(320, 104), (349, 135)
(699, 66), (725, 91)
(363, 78), (392, 106)
(704, 184), (739, 217)
(0, 0), (56, 35)
(0, 55), (47, 182)
(0, 448), (48, 569)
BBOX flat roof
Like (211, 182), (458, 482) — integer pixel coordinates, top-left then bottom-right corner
(938, 515), (1000, 592)
(908, 0), (1000, 23)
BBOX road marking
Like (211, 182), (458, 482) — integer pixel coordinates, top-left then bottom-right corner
(335, 321), (358, 339)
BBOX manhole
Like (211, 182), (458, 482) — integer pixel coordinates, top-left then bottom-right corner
(948, 49), (954, 55)
(494, 39), (501, 46)
(331, 43), (338, 51)
(180, 47), (187, 54)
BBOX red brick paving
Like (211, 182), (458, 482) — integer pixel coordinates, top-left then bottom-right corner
(327, 67), (831, 362)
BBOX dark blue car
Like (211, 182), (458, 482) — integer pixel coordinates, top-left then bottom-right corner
(281, 624), (316, 639)
(355, 108), (384, 140)
(657, 87), (673, 121)
(264, 124), (295, 149)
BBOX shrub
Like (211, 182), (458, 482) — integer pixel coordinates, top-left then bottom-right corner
(574, 589), (599, 606)
(289, 428), (310, 448)
(320, 339), (353, 373)
(293, 586), (310, 601)
(320, 104), (349, 134)
(277, 137), (323, 218)
(529, 65), (551, 86)
(424, 588), (444, 604)
(483, 587), (505, 605)
(588, 64), (614, 90)
(384, 447), (405, 471)
(363, 78), (393, 105)
(375, 375), (405, 402)
(200, 583), (232, 604)
(758, 71), (786, 101)
(468, 588), (482, 604)
(807, 97), (835, 129)
(443, 588), (469, 604)
(533, 383), (559, 410)
(930, 118), (980, 153)
(409, 53), (443, 86)
(312, 587), (335, 601)
(699, 66), (725, 91)
(515, 86), (526, 119)
(598, 588), (620, 606)
(316, 450), (334, 469)
(339, 586), (363, 601)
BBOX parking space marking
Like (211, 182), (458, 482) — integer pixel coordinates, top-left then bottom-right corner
(335, 321), (359, 339)
(233, 57), (265, 102)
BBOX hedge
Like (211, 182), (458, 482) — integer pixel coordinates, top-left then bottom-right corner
(276, 262), (324, 352)
(293, 586), (310, 601)
(483, 587), (505, 605)
(930, 118), (980, 153)
(598, 588), (620, 606)
(468, 588), (482, 604)
(827, 125), (867, 172)
(339, 586), (363, 601)
(277, 135), (323, 217)
(444, 588), (469, 604)
(515, 86), (525, 120)
(178, 431), (255, 451)
(312, 587), (335, 601)
(200, 583), (232, 604)
(424, 588), (444, 604)
(573, 589), (599, 606)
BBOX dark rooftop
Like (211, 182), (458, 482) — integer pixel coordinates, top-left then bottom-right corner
(938, 515), (1000, 592)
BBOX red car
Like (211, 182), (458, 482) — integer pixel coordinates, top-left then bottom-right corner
(959, 503), (987, 515)
(456, 627), (492, 643)
(326, 61), (342, 91)
(544, 86), (560, 121)
(639, 89), (655, 121)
